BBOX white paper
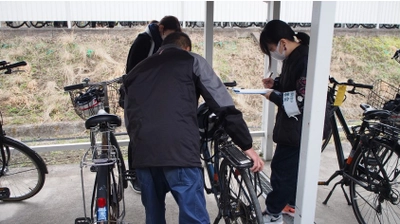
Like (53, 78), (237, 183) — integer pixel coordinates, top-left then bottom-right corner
(233, 88), (272, 94)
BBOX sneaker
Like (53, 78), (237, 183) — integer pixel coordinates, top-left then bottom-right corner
(130, 179), (141, 194)
(262, 213), (283, 224)
(282, 204), (295, 217)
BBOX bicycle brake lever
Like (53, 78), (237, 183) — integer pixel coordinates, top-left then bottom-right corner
(347, 88), (365, 97)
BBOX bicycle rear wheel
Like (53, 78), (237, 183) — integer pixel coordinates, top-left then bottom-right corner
(109, 133), (125, 222)
(349, 138), (400, 224)
(0, 136), (46, 201)
(219, 159), (263, 224)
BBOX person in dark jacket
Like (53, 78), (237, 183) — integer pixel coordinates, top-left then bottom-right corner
(259, 20), (311, 224)
(125, 16), (182, 74)
(123, 15), (181, 193)
(123, 32), (264, 224)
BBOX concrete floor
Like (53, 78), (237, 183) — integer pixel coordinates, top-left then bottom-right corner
(1, 142), (359, 224)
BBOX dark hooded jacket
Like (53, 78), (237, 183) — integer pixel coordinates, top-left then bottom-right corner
(123, 44), (252, 168)
(125, 23), (162, 74)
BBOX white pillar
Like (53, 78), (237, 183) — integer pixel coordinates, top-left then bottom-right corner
(262, 1), (281, 161)
(295, 1), (336, 223)
(204, 1), (214, 66)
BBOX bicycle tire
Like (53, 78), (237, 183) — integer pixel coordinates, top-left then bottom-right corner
(349, 138), (400, 224)
(30, 21), (47, 28)
(75, 21), (90, 28)
(0, 136), (46, 201)
(110, 133), (127, 189)
(321, 129), (333, 152)
(92, 133), (125, 223)
(5, 21), (26, 29)
(219, 159), (263, 224)
(109, 133), (125, 222)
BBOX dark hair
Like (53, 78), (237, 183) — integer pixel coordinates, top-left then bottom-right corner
(161, 32), (192, 51)
(260, 20), (310, 65)
(159, 16), (182, 32)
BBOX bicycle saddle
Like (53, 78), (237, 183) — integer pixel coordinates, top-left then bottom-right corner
(85, 113), (122, 129)
(360, 103), (391, 120)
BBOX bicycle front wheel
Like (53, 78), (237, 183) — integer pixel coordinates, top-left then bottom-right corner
(349, 138), (400, 224)
(0, 136), (46, 201)
(219, 159), (263, 224)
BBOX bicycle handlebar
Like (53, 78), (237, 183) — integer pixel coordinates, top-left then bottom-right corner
(329, 76), (373, 90)
(223, 81), (237, 87)
(0, 61), (27, 74)
(63, 76), (123, 91)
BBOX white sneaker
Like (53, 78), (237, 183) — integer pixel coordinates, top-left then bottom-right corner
(263, 213), (283, 224)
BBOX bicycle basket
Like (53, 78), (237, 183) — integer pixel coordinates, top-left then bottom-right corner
(66, 78), (123, 120)
(73, 87), (104, 119)
(367, 79), (400, 111)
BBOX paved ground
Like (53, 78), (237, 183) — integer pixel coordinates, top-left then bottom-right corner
(0, 142), (359, 224)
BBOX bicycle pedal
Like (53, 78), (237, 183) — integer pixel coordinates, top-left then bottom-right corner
(124, 170), (136, 181)
(90, 165), (97, 172)
(75, 217), (91, 224)
(0, 187), (10, 200)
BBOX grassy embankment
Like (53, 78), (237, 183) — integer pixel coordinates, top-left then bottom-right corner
(0, 27), (399, 164)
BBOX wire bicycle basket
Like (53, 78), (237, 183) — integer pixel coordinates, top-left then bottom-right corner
(367, 79), (400, 111)
(65, 77), (123, 120)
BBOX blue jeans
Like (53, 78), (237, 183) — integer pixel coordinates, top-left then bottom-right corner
(265, 144), (300, 215)
(136, 167), (210, 224)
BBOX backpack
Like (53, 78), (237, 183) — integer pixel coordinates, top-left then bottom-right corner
(119, 33), (155, 109)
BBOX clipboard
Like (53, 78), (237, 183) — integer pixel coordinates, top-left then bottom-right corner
(232, 88), (271, 94)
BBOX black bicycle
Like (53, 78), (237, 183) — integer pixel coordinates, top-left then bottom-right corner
(64, 76), (129, 224)
(319, 76), (400, 224)
(0, 60), (48, 201)
(198, 81), (263, 224)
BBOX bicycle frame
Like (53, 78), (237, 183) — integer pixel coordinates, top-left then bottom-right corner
(329, 106), (358, 170)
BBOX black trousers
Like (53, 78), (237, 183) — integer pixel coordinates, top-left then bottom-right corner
(265, 144), (300, 215)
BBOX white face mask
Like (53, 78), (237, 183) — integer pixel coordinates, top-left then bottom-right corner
(270, 41), (286, 61)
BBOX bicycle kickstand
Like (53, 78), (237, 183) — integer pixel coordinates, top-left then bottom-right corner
(322, 178), (352, 205)
(213, 213), (223, 224)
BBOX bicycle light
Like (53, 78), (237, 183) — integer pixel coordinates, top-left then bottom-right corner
(97, 197), (107, 221)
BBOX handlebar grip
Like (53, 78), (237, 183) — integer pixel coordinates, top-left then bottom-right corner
(223, 81), (237, 87)
(64, 83), (86, 91)
(353, 83), (373, 89)
(0, 61), (27, 70)
(7, 61), (27, 69)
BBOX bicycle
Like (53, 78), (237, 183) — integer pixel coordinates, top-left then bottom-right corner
(319, 76), (400, 224)
(197, 81), (264, 224)
(5, 21), (31, 28)
(0, 60), (48, 201)
(64, 76), (129, 224)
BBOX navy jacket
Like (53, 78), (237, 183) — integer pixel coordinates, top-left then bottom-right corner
(123, 44), (252, 168)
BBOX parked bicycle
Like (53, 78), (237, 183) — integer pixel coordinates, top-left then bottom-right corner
(198, 81), (263, 224)
(64, 76), (129, 224)
(0, 60), (48, 201)
(319, 76), (400, 224)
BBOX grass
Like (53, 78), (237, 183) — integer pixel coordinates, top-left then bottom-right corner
(0, 27), (399, 140)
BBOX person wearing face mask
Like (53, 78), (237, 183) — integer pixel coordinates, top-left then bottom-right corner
(259, 20), (310, 224)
